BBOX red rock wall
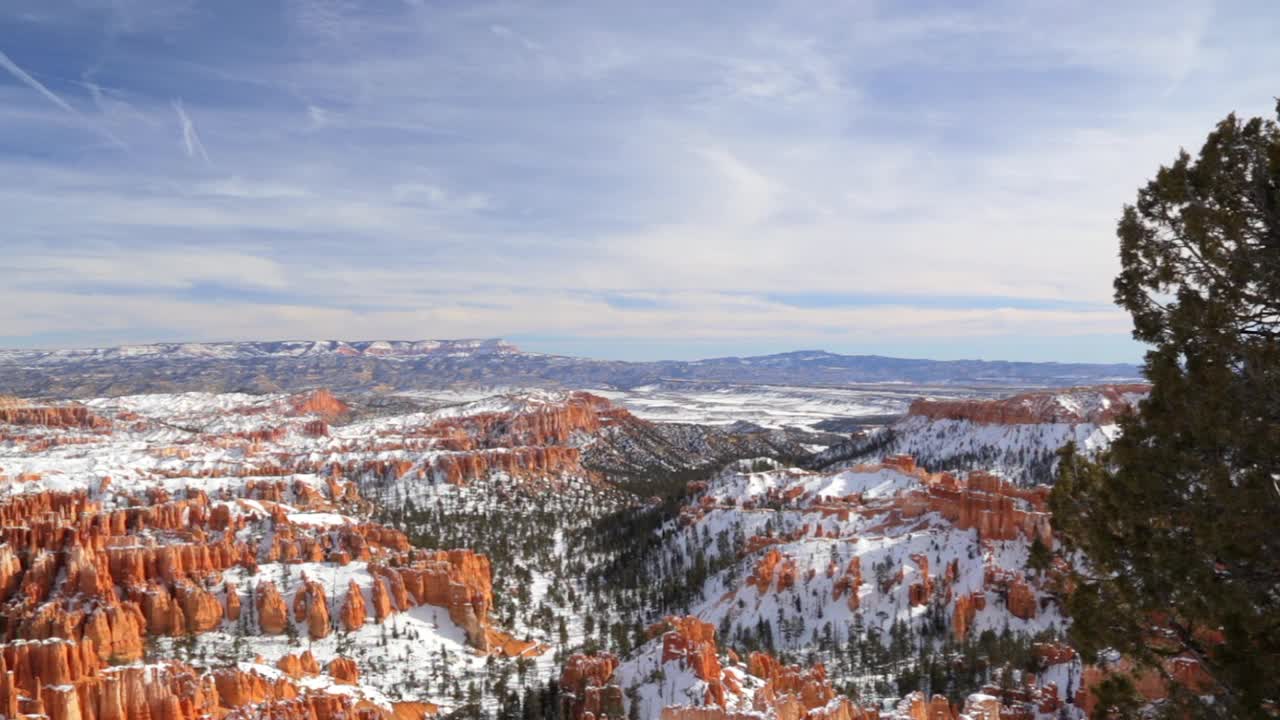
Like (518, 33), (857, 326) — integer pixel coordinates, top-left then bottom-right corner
(907, 384), (1148, 425)
(0, 405), (111, 429)
(560, 653), (624, 720)
(658, 617), (727, 707)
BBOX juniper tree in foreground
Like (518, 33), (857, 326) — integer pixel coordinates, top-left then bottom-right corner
(1050, 101), (1280, 718)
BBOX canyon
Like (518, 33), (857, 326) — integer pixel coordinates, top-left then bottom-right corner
(0, 380), (1174, 719)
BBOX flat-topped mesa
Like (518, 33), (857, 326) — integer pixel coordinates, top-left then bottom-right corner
(908, 384), (1149, 426)
(560, 653), (624, 720)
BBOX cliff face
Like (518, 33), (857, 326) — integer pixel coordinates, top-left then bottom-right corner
(659, 617), (728, 706)
(594, 616), (878, 720)
(841, 457), (1054, 545)
(0, 388), (567, 718)
(0, 387), (661, 720)
(560, 653), (624, 720)
(908, 384), (1148, 425)
(670, 454), (1076, 719)
(1, 380), (1120, 719)
(0, 635), (392, 720)
(0, 403), (111, 430)
(746, 652), (868, 720)
(367, 549), (521, 654)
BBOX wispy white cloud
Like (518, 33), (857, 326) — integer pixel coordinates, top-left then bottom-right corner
(171, 98), (209, 162)
(0, 47), (127, 149)
(0, 0), (1274, 360)
(195, 177), (310, 200)
(0, 48), (75, 112)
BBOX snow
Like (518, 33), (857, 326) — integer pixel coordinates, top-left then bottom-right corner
(0, 384), (1099, 719)
(286, 512), (353, 527)
(592, 383), (947, 431)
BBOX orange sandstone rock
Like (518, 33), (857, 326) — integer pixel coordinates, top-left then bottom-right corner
(660, 617), (726, 707)
(289, 389), (350, 422)
(1006, 579), (1036, 621)
(340, 580), (367, 631)
(292, 577), (332, 640)
(225, 582), (242, 621)
(908, 384), (1147, 425)
(256, 581), (290, 635)
(560, 654), (624, 720)
(328, 656), (360, 684)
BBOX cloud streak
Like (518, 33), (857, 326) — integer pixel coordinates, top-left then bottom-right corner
(0, 1), (1274, 361)
(0, 47), (127, 149)
(172, 98), (209, 162)
(0, 48), (76, 113)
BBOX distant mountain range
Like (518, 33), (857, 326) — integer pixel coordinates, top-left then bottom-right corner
(0, 338), (1143, 398)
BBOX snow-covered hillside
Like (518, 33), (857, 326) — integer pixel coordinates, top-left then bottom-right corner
(561, 455), (1087, 719)
(814, 385), (1148, 485)
(0, 382), (1174, 720)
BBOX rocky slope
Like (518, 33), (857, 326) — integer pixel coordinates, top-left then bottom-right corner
(812, 385), (1149, 485)
(0, 382), (1181, 719)
(621, 455), (1078, 717)
(0, 388), (648, 718)
(0, 386), (845, 719)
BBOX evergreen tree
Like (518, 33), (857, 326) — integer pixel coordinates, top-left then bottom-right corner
(1050, 101), (1280, 718)
(1025, 535), (1051, 577)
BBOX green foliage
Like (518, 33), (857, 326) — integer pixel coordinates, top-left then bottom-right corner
(1026, 534), (1051, 577)
(1051, 101), (1280, 719)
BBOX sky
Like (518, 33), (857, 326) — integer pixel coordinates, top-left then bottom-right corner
(0, 1), (1276, 363)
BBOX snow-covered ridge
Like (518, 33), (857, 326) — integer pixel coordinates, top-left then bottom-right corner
(908, 384), (1149, 426)
(0, 338), (524, 363)
(815, 384), (1148, 485)
(597, 457), (1085, 718)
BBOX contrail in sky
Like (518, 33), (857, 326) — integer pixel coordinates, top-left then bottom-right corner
(0, 48), (128, 150)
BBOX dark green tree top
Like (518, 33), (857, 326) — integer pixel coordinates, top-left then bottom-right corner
(1051, 101), (1280, 719)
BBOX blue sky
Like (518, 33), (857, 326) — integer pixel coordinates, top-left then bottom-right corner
(0, 0), (1275, 362)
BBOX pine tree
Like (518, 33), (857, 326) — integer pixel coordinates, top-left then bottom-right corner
(1025, 535), (1051, 577)
(1050, 101), (1280, 719)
